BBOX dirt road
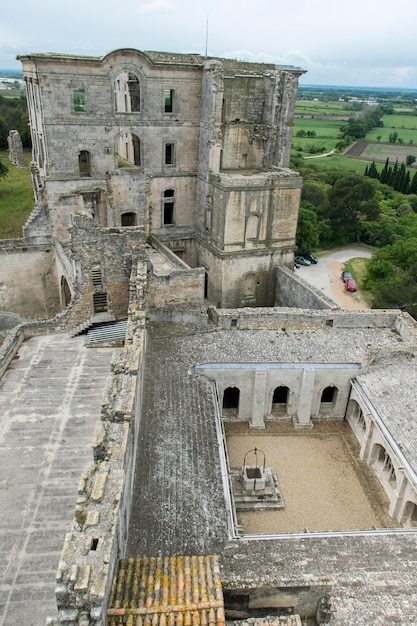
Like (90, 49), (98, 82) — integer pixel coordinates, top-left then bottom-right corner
(296, 246), (373, 310)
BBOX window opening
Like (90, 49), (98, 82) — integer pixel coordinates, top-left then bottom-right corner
(117, 132), (141, 167)
(244, 273), (256, 296)
(163, 189), (175, 225)
(78, 150), (91, 177)
(93, 292), (108, 313)
(114, 71), (140, 112)
(165, 142), (175, 165)
(223, 387), (240, 409)
(128, 73), (140, 111)
(121, 212), (137, 226)
(164, 88), (174, 113)
(321, 386), (337, 403)
(91, 265), (103, 289)
(73, 86), (86, 112)
(61, 277), (71, 308)
(273, 386), (289, 404)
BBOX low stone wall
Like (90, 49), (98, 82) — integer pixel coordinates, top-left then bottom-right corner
(275, 266), (337, 310)
(46, 262), (147, 626)
(208, 306), (405, 332)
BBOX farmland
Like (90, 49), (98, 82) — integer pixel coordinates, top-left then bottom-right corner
(293, 87), (417, 171)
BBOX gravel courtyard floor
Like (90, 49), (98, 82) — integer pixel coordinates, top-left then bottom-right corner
(225, 421), (399, 535)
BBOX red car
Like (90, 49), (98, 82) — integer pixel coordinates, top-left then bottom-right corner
(345, 278), (357, 292)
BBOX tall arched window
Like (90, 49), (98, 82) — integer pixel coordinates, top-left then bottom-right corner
(272, 386), (289, 415)
(114, 71), (141, 112)
(117, 132), (141, 167)
(321, 386), (337, 404)
(222, 387), (240, 410)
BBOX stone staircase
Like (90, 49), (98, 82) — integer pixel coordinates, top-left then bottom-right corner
(70, 312), (116, 338)
(86, 318), (128, 346)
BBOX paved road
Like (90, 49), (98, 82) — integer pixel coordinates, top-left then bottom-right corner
(296, 246), (373, 309)
(0, 334), (113, 626)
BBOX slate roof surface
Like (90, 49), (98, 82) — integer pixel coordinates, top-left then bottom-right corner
(356, 351), (417, 476)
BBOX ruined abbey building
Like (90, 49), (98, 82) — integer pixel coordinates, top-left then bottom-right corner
(3, 48), (417, 626)
(14, 48), (304, 322)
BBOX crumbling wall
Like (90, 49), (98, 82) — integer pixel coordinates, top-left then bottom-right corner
(47, 261), (147, 626)
(0, 240), (60, 318)
(7, 129), (25, 167)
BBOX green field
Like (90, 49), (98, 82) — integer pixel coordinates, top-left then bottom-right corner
(295, 101), (357, 116)
(302, 153), (373, 174)
(0, 151), (34, 239)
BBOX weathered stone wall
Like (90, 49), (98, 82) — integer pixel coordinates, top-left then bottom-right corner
(58, 216), (147, 330)
(147, 267), (205, 309)
(208, 306), (403, 332)
(0, 240), (60, 318)
(275, 266), (338, 310)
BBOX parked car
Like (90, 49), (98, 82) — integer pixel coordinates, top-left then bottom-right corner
(341, 271), (353, 282)
(302, 253), (318, 264)
(345, 278), (357, 292)
(295, 256), (311, 266)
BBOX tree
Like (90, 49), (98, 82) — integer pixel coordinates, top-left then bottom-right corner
(296, 206), (320, 253)
(0, 156), (8, 180)
(406, 155), (416, 166)
(325, 175), (379, 242)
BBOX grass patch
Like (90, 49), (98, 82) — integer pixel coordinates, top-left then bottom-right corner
(302, 153), (373, 175)
(344, 257), (374, 307)
(0, 150), (34, 239)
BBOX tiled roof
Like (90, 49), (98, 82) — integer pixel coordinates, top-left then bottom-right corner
(108, 555), (225, 626)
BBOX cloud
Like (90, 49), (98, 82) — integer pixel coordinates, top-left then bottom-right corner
(221, 48), (340, 72)
(136, 0), (174, 14)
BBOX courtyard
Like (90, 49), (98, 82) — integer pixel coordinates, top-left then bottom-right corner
(225, 421), (399, 535)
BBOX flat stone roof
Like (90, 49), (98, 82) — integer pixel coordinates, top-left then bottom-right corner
(127, 320), (417, 625)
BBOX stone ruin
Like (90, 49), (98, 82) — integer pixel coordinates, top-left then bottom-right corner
(7, 129), (25, 168)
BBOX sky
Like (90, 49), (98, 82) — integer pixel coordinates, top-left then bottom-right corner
(1, 0), (417, 88)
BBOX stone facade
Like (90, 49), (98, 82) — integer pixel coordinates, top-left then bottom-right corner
(16, 48), (305, 312)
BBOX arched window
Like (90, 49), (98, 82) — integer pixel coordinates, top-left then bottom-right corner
(244, 273), (256, 297)
(61, 277), (71, 308)
(273, 386), (289, 404)
(271, 385), (289, 416)
(121, 212), (137, 226)
(222, 387), (240, 410)
(163, 189), (175, 225)
(117, 132), (141, 167)
(114, 71), (140, 112)
(321, 386), (337, 404)
(78, 150), (91, 177)
(402, 501), (417, 527)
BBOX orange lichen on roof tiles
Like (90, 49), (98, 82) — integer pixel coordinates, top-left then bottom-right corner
(107, 555), (225, 626)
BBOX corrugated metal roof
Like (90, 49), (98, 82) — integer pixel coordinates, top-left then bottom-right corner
(108, 555), (225, 626)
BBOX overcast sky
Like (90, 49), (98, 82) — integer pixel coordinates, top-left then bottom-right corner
(2, 0), (417, 88)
